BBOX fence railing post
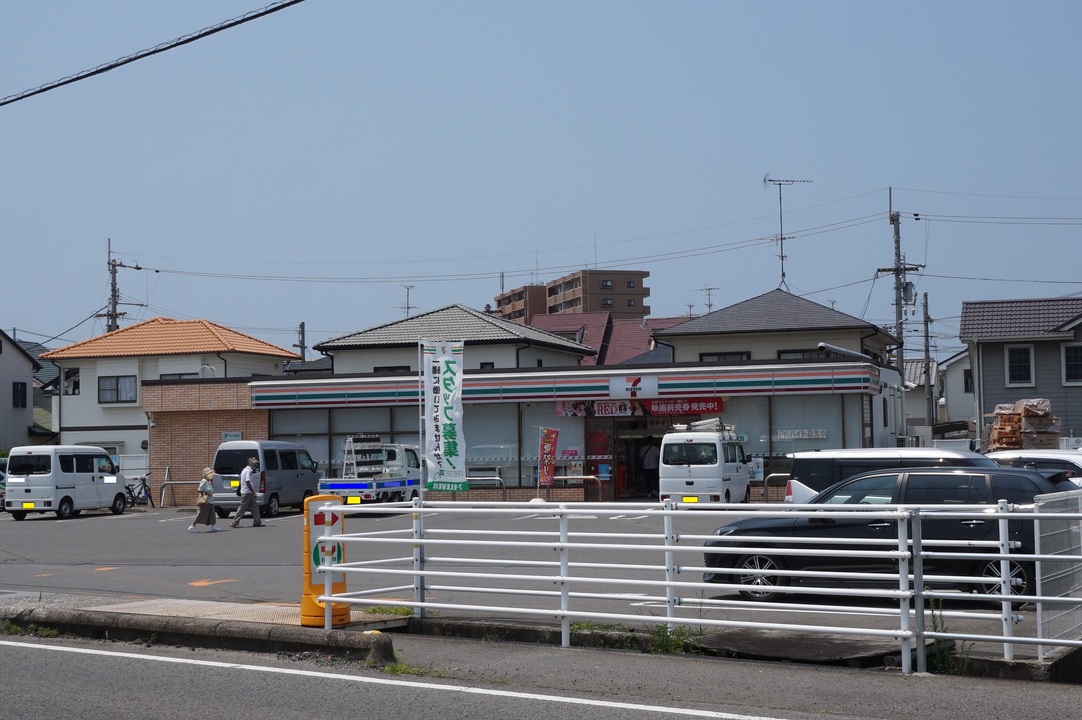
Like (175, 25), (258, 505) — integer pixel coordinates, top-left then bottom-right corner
(413, 495), (426, 620)
(998, 499), (1015, 661)
(910, 507), (927, 673)
(664, 499), (677, 629)
(559, 504), (570, 647)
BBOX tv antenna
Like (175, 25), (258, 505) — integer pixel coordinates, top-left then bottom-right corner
(701, 285), (719, 313)
(398, 285), (416, 318)
(763, 175), (812, 290)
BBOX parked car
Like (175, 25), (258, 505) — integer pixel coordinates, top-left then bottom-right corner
(783, 447), (999, 503)
(704, 466), (1079, 601)
(986, 449), (1082, 484)
(209, 440), (321, 518)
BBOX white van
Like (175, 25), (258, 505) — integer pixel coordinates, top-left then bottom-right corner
(784, 447), (999, 503)
(209, 440), (321, 518)
(659, 419), (751, 504)
(3, 445), (128, 520)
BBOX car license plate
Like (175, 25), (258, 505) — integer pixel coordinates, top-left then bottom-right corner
(346, 496), (361, 504)
(229, 480), (239, 488)
(681, 496), (699, 503)
(21, 501), (34, 509)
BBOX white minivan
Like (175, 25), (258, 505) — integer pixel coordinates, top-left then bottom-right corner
(3, 445), (128, 520)
(659, 424), (752, 504)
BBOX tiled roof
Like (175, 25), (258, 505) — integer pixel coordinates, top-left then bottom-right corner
(902, 357), (937, 387)
(959, 297), (1082, 341)
(654, 289), (886, 337)
(16, 340), (58, 386)
(604, 316), (686, 365)
(529, 312), (612, 365)
(315, 304), (596, 357)
(40, 317), (300, 360)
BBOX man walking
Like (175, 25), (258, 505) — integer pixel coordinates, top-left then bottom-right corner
(230, 457), (265, 528)
(639, 436), (660, 498)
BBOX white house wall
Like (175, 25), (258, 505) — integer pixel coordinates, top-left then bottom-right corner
(670, 329), (879, 363)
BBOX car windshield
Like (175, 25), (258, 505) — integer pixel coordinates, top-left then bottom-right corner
(7, 455), (50, 475)
(818, 473), (899, 504)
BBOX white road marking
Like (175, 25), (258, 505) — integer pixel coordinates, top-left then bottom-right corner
(0, 638), (786, 720)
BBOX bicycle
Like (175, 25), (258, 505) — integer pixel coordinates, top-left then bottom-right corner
(125, 472), (155, 508)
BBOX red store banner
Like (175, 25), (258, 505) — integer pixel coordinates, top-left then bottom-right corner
(557, 398), (723, 417)
(538, 427), (559, 487)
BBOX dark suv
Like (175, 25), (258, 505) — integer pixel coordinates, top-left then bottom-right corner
(704, 466), (1078, 601)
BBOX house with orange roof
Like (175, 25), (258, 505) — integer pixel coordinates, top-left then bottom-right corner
(40, 318), (299, 466)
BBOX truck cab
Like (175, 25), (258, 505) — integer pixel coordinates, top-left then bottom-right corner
(318, 434), (423, 504)
(659, 418), (751, 504)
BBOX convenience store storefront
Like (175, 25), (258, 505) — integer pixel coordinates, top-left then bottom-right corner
(245, 361), (897, 500)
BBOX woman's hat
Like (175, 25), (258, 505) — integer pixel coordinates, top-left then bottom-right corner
(202, 467), (215, 478)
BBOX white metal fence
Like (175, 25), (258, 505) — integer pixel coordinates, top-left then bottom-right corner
(311, 494), (1082, 675)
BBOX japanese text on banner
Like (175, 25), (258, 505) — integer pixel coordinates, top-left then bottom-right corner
(421, 341), (468, 492)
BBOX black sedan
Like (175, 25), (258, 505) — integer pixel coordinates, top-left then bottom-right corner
(703, 466), (1078, 601)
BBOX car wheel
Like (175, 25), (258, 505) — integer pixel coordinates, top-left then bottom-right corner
(214, 506), (232, 519)
(976, 559), (1033, 607)
(110, 494), (126, 515)
(300, 490), (313, 508)
(743, 485), (751, 503)
(724, 489), (731, 503)
(56, 497), (75, 520)
(736, 553), (789, 601)
(262, 494), (280, 518)
(10, 511), (26, 521)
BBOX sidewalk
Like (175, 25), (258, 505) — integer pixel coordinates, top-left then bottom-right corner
(1, 590), (1078, 683)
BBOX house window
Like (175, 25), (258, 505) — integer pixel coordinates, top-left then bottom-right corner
(479, 362), (495, 370)
(627, 299), (636, 307)
(63, 368), (80, 395)
(1005, 345), (1034, 387)
(963, 369), (974, 394)
(159, 372), (200, 380)
(778, 348), (825, 360)
(373, 365), (411, 373)
(1064, 344), (1082, 384)
(98, 375), (138, 404)
(700, 352), (751, 363)
(12, 381), (27, 408)
(601, 298), (613, 307)
(626, 280), (635, 289)
(600, 280), (613, 289)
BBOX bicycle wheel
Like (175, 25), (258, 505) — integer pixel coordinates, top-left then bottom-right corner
(145, 484), (155, 508)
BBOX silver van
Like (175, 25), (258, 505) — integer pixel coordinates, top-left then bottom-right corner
(3, 445), (128, 520)
(784, 447), (998, 503)
(209, 440), (321, 518)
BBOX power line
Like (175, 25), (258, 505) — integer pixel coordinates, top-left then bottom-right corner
(0, 1), (308, 109)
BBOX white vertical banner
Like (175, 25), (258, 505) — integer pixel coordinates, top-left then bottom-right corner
(422, 340), (468, 491)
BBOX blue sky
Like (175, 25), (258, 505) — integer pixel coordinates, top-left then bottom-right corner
(3, 1), (1080, 360)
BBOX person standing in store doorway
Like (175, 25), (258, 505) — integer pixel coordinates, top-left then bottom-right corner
(230, 457), (264, 528)
(639, 436), (660, 498)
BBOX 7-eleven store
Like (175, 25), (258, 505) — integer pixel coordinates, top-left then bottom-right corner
(230, 361), (895, 502)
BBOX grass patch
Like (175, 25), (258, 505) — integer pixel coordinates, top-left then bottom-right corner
(648, 624), (697, 654)
(2, 620), (60, 638)
(364, 605), (414, 617)
(928, 597), (971, 675)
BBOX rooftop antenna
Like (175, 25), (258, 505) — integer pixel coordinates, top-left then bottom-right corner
(701, 285), (719, 313)
(399, 285), (416, 318)
(763, 175), (812, 290)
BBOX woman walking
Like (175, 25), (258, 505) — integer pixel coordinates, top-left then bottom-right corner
(189, 467), (221, 533)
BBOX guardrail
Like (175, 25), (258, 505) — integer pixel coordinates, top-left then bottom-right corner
(310, 496), (1082, 675)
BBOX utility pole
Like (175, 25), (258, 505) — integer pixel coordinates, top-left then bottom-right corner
(763, 176), (812, 290)
(293, 322), (307, 361)
(877, 188), (924, 365)
(923, 292), (934, 426)
(99, 239), (143, 332)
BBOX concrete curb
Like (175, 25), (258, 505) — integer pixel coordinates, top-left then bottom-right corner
(1, 606), (396, 664)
